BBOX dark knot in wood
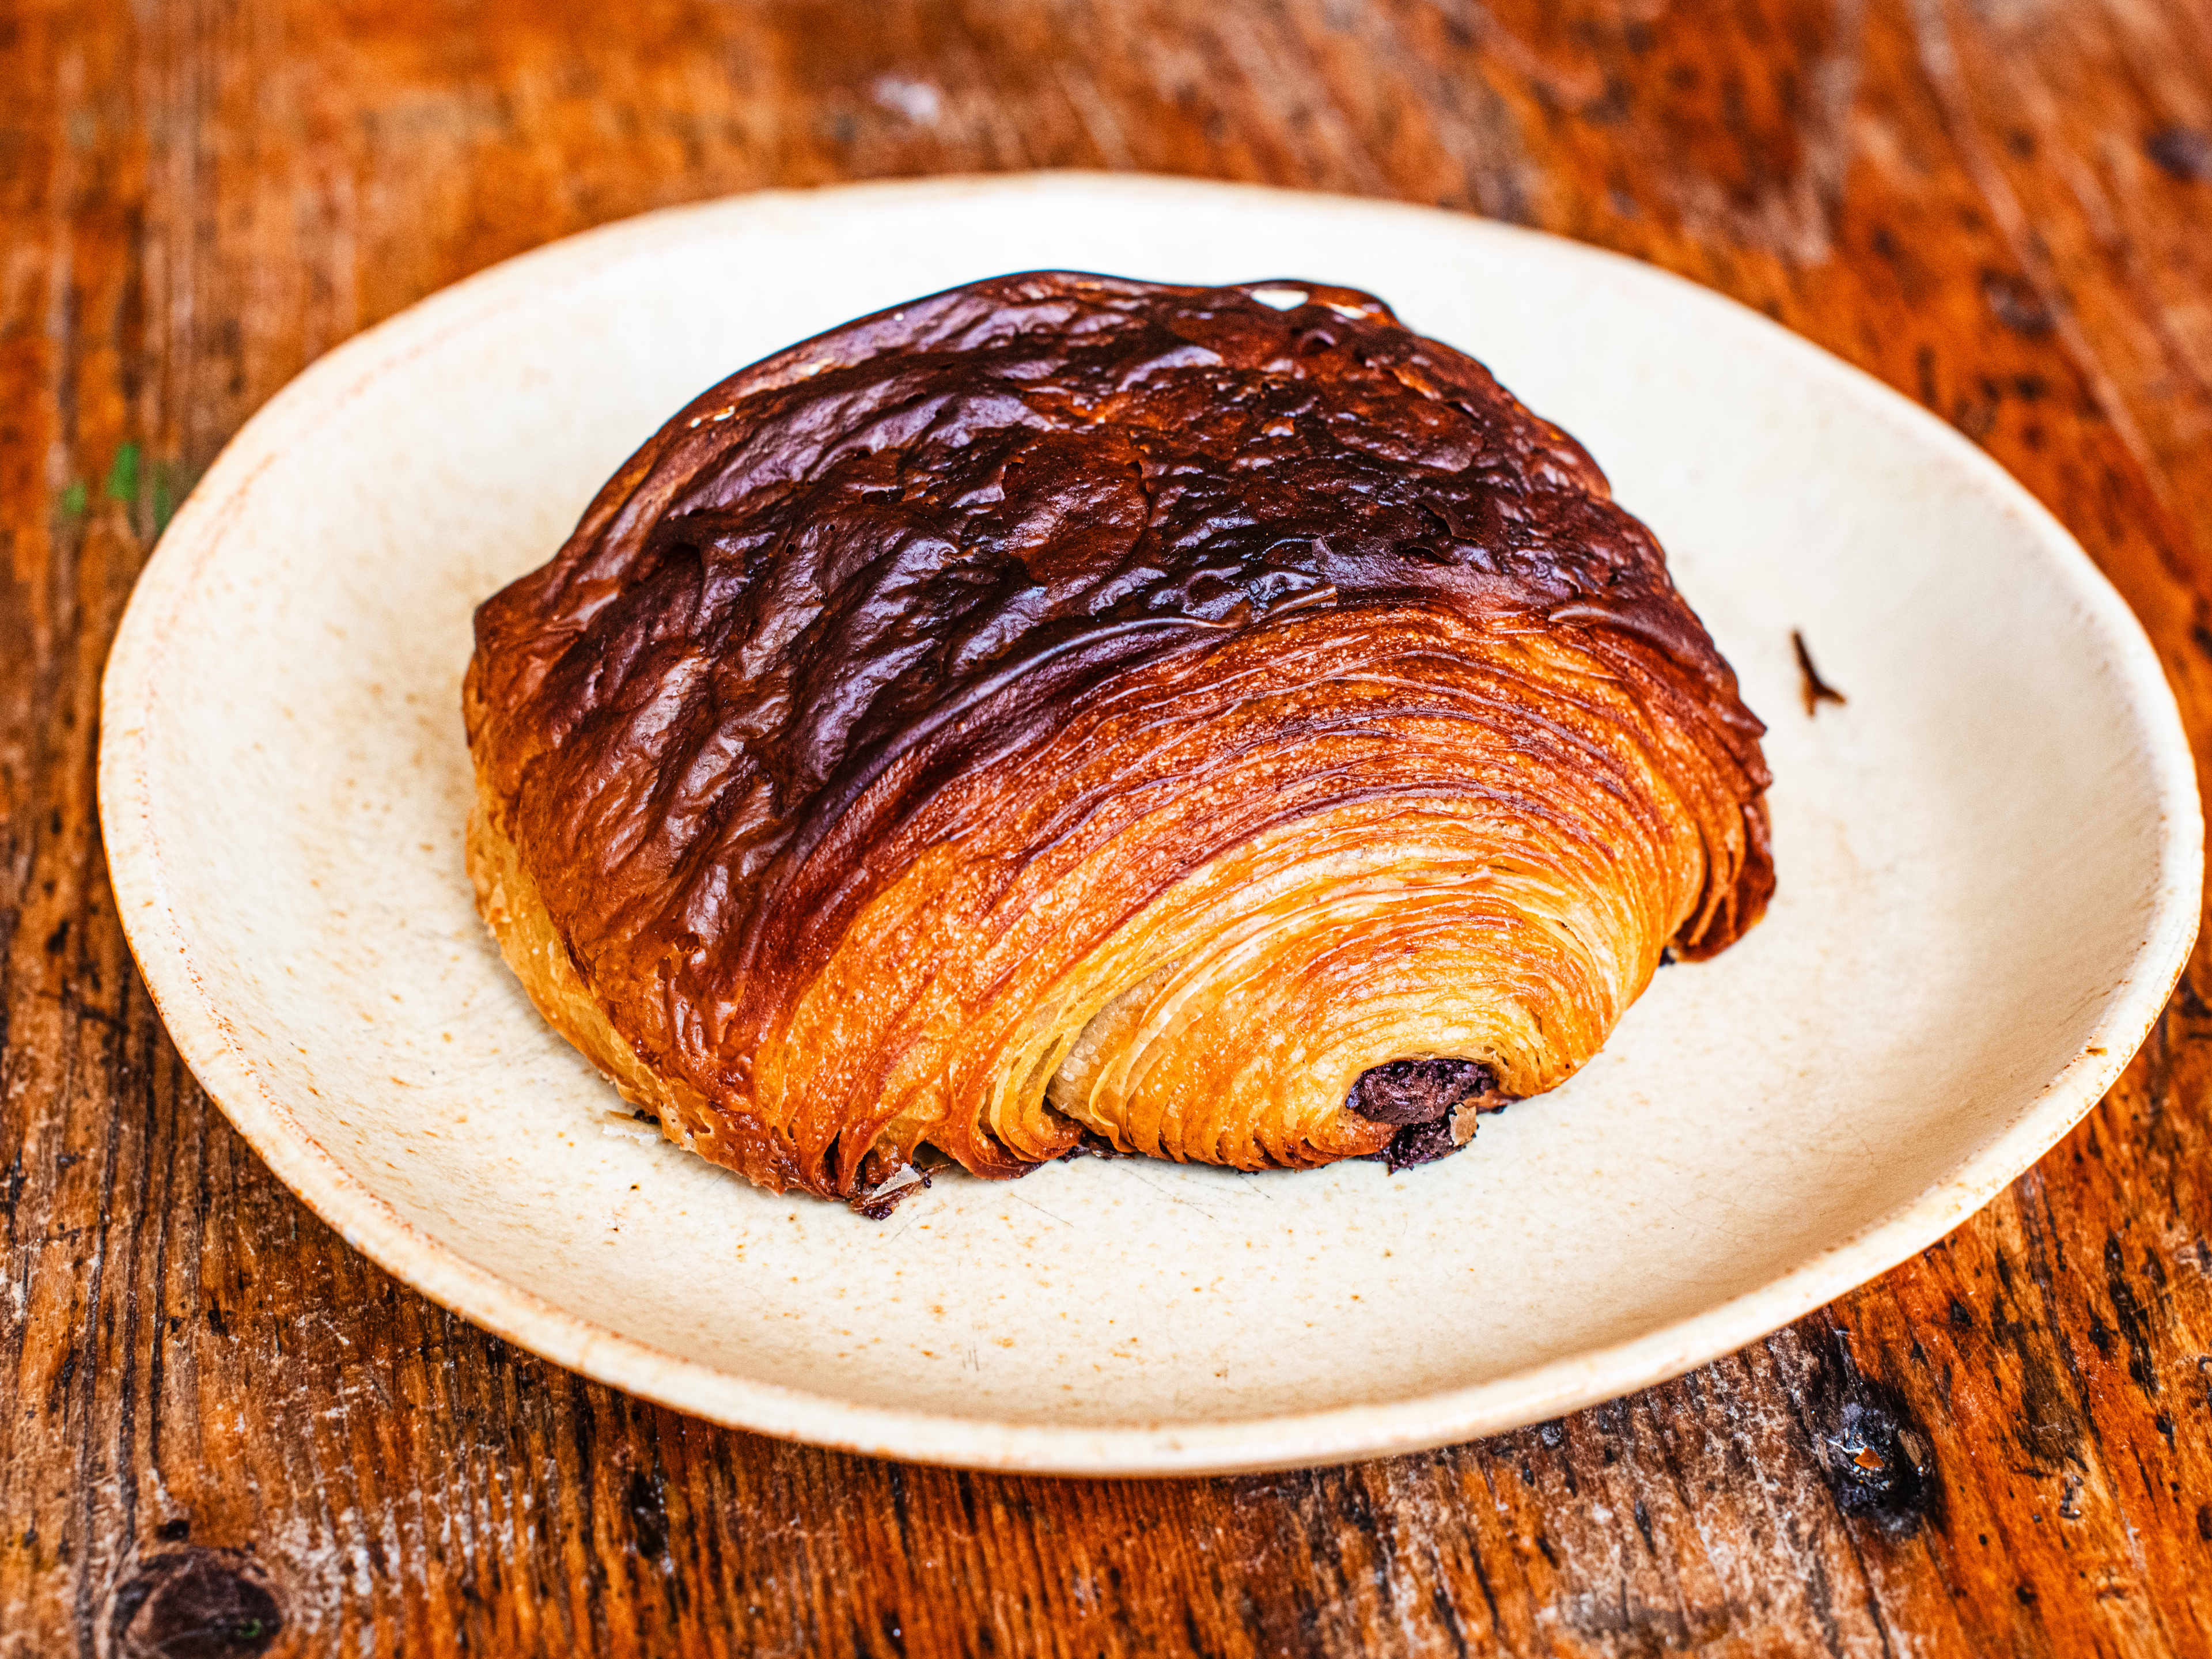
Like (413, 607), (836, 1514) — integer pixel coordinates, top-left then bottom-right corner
(108, 1548), (284, 1659)
(1807, 1328), (1940, 1535)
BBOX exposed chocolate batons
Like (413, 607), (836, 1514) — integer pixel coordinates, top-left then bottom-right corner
(852, 1147), (933, 1218)
(1347, 1059), (1514, 1173)
(1378, 1097), (1514, 1173)
(1346, 1057), (1496, 1126)
(1379, 1116), (1464, 1172)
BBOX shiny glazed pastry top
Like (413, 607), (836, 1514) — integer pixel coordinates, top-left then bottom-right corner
(463, 271), (1774, 1215)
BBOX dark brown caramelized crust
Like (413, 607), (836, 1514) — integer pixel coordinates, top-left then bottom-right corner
(464, 272), (1772, 1211)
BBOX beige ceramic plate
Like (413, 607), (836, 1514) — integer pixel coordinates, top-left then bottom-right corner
(100, 173), (2200, 1475)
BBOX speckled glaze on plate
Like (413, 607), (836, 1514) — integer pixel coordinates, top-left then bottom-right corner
(99, 174), (2201, 1476)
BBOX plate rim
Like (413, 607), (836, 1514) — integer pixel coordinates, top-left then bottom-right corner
(97, 169), (2205, 1476)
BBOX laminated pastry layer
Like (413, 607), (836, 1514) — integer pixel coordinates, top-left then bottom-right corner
(464, 271), (1774, 1208)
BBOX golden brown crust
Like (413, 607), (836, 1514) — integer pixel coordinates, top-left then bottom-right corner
(464, 272), (1772, 1209)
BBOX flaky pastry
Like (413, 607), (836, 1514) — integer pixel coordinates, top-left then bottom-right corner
(464, 273), (1772, 1214)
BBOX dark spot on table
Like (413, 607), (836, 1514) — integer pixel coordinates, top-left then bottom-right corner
(625, 1468), (672, 1563)
(1806, 1328), (1940, 1535)
(2146, 125), (2212, 181)
(109, 1550), (283, 1659)
(1980, 271), (2054, 336)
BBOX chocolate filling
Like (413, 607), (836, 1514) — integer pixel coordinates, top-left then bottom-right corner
(1058, 1130), (1135, 1161)
(1347, 1058), (1512, 1172)
(1346, 1058), (1492, 1124)
(852, 1146), (933, 1218)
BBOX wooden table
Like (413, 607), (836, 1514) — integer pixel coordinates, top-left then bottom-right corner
(7, 1), (2212, 1652)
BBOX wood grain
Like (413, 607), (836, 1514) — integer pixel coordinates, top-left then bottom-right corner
(5, 0), (2212, 1652)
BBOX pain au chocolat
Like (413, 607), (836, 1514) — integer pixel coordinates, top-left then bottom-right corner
(464, 271), (1773, 1216)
